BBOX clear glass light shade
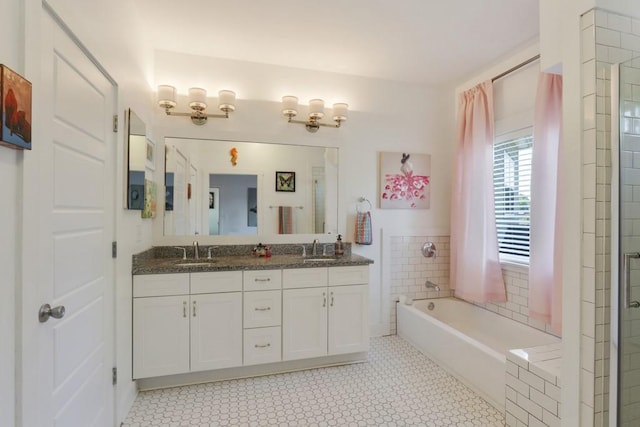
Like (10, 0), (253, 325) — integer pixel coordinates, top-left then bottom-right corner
(218, 90), (236, 112)
(308, 99), (325, 119)
(188, 87), (208, 111)
(332, 103), (348, 121)
(157, 85), (177, 108)
(282, 96), (299, 116)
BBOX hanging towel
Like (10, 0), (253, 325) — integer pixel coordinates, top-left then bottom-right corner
(278, 206), (294, 234)
(355, 211), (372, 245)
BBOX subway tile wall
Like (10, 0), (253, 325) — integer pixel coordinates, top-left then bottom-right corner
(475, 264), (558, 336)
(389, 236), (451, 334)
(388, 236), (555, 335)
(618, 63), (640, 427)
(505, 344), (562, 427)
(581, 8), (640, 426)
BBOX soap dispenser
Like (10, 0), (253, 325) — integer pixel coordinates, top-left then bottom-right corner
(334, 234), (344, 257)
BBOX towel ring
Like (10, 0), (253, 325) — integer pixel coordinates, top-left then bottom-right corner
(357, 197), (372, 212)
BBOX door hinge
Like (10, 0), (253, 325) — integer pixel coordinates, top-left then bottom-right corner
(112, 241), (117, 259)
(113, 115), (118, 133)
(112, 366), (117, 385)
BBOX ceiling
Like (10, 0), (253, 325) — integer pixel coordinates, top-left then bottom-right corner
(131, 0), (539, 86)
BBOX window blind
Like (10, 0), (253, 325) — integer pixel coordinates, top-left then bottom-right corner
(493, 134), (533, 258)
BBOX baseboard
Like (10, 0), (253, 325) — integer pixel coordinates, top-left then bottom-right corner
(136, 352), (368, 391)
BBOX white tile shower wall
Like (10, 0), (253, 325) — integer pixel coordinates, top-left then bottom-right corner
(582, 8), (638, 427)
(389, 236), (451, 334)
(615, 31), (640, 427)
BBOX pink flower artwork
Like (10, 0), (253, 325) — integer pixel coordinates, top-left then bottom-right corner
(379, 152), (431, 209)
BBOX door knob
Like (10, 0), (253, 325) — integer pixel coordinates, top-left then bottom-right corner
(38, 303), (66, 323)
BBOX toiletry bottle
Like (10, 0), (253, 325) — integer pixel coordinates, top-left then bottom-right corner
(335, 234), (344, 257)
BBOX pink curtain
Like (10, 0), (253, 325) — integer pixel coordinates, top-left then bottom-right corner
(450, 81), (506, 303)
(529, 73), (563, 335)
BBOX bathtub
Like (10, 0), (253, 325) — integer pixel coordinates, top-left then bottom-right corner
(397, 297), (560, 412)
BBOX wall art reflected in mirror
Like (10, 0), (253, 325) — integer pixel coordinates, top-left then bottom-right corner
(163, 138), (338, 237)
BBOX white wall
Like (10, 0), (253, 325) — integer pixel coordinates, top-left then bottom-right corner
(150, 51), (455, 336)
(0, 1), (23, 425)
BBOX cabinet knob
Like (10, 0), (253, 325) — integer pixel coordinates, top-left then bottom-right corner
(323, 292), (326, 307)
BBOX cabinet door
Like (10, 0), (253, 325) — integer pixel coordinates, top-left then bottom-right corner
(282, 287), (328, 361)
(133, 295), (190, 379)
(328, 285), (369, 355)
(190, 292), (243, 372)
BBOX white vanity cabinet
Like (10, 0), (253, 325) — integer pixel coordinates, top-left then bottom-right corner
(133, 263), (369, 382)
(133, 271), (243, 379)
(282, 266), (369, 361)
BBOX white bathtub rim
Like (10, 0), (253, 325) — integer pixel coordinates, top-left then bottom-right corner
(399, 301), (506, 363)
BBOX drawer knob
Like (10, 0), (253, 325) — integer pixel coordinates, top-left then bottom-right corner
(254, 278), (271, 282)
(255, 307), (271, 311)
(254, 343), (271, 348)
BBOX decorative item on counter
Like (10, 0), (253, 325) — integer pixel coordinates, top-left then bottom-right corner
(264, 245), (272, 258)
(252, 243), (267, 257)
(355, 197), (373, 245)
(230, 147), (238, 166)
(334, 234), (344, 257)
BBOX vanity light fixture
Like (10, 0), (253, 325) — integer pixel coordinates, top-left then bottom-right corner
(157, 85), (236, 126)
(282, 96), (348, 133)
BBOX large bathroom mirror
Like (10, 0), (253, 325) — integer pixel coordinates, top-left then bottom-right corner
(126, 109), (146, 210)
(163, 137), (338, 237)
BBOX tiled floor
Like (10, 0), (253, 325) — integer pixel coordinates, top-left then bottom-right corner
(123, 336), (504, 426)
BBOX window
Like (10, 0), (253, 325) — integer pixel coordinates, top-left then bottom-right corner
(493, 131), (533, 259)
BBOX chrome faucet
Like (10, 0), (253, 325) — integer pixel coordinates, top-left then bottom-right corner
(312, 239), (319, 256)
(193, 241), (199, 260)
(425, 280), (440, 292)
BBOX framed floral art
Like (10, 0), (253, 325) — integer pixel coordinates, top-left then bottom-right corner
(379, 151), (431, 209)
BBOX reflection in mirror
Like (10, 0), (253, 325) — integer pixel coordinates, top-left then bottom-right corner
(163, 138), (338, 237)
(127, 109), (146, 209)
(208, 174), (258, 236)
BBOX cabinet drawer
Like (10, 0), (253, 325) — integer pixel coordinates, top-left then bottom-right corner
(190, 271), (242, 294)
(282, 267), (328, 289)
(133, 273), (189, 297)
(328, 266), (369, 286)
(244, 290), (281, 328)
(243, 327), (282, 366)
(243, 270), (282, 291)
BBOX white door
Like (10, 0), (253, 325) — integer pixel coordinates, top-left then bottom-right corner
(133, 296), (190, 379)
(21, 7), (116, 426)
(282, 287), (328, 361)
(209, 187), (220, 235)
(190, 292), (243, 371)
(328, 285), (369, 355)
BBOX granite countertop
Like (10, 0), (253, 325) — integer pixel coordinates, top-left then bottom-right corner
(132, 244), (373, 275)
